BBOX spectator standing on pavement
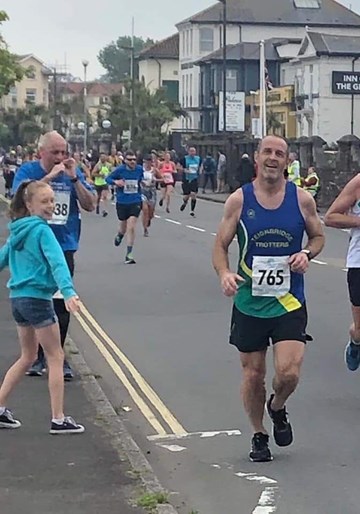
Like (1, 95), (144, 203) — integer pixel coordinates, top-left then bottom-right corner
(2, 151), (17, 198)
(0, 180), (84, 434)
(287, 152), (301, 186)
(234, 153), (256, 189)
(12, 131), (95, 380)
(216, 149), (227, 193)
(202, 152), (216, 193)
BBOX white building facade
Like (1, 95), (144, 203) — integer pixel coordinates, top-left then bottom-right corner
(138, 34), (181, 131)
(176, 0), (360, 131)
(281, 31), (360, 142)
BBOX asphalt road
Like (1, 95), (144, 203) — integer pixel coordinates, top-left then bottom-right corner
(69, 193), (359, 514)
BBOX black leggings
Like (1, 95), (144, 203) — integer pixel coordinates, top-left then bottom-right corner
(37, 251), (75, 362)
(203, 174), (215, 191)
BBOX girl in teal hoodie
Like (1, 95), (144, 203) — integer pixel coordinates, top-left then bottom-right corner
(0, 180), (84, 434)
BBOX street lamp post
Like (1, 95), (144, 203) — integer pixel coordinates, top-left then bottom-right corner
(218, 0), (227, 133)
(82, 59), (89, 154)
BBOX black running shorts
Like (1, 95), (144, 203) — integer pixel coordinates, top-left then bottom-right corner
(347, 268), (360, 307)
(182, 179), (198, 196)
(116, 203), (142, 221)
(229, 304), (308, 353)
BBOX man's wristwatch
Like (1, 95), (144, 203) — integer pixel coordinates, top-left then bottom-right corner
(301, 249), (312, 261)
(70, 177), (78, 183)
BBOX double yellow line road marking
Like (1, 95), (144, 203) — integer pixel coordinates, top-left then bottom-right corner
(75, 303), (187, 437)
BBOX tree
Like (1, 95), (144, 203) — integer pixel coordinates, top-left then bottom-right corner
(98, 36), (155, 83)
(0, 11), (26, 98)
(105, 79), (186, 151)
(0, 103), (49, 146)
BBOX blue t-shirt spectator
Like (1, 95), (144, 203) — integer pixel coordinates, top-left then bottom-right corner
(13, 161), (93, 252)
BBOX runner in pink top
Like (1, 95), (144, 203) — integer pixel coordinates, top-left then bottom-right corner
(159, 152), (176, 213)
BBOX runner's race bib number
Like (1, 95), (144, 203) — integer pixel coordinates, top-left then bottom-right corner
(50, 191), (70, 225)
(188, 164), (198, 175)
(124, 179), (138, 194)
(252, 256), (290, 297)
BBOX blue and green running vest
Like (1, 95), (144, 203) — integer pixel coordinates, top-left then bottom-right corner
(234, 181), (306, 318)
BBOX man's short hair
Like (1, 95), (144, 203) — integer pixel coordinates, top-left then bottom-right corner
(257, 135), (289, 154)
(125, 150), (135, 158)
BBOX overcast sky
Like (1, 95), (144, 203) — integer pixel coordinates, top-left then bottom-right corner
(1, 0), (359, 79)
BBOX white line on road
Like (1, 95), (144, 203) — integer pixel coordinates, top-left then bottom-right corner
(154, 214), (161, 219)
(211, 232), (217, 236)
(186, 225), (206, 232)
(341, 229), (351, 233)
(156, 444), (187, 453)
(235, 472), (279, 513)
(147, 429), (241, 442)
(165, 218), (182, 225)
(252, 488), (279, 514)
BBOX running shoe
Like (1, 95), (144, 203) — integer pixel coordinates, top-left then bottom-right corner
(26, 359), (46, 377)
(345, 340), (360, 371)
(180, 202), (187, 212)
(267, 394), (293, 447)
(125, 253), (136, 264)
(159, 199), (164, 207)
(190, 211), (195, 217)
(249, 433), (273, 462)
(114, 234), (123, 247)
(63, 360), (74, 381)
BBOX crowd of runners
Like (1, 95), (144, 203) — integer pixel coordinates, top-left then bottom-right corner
(0, 131), (359, 467)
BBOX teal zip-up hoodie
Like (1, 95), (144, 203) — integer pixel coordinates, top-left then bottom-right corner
(0, 216), (76, 301)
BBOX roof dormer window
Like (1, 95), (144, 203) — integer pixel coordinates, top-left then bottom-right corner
(293, 0), (320, 8)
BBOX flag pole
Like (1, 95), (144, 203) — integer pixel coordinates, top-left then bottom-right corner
(259, 40), (267, 137)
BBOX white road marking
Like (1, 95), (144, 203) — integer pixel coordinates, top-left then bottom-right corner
(235, 472), (279, 514)
(252, 488), (279, 514)
(186, 225), (206, 233)
(157, 444), (187, 453)
(342, 268), (348, 272)
(154, 214), (161, 219)
(165, 218), (182, 225)
(211, 232), (217, 236)
(147, 429), (241, 442)
(341, 229), (351, 233)
(312, 259), (328, 265)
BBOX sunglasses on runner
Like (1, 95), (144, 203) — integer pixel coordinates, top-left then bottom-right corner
(126, 157), (137, 161)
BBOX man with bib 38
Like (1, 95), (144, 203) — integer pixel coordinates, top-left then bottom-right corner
(213, 135), (324, 462)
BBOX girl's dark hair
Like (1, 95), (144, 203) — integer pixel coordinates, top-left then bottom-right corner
(9, 180), (48, 220)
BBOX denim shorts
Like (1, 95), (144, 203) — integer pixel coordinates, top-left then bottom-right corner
(11, 298), (58, 329)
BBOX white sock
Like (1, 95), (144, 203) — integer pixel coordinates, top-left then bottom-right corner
(0, 407), (6, 415)
(52, 417), (65, 425)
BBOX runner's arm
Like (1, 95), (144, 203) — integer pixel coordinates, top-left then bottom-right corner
(298, 189), (325, 259)
(213, 191), (243, 277)
(106, 167), (121, 185)
(324, 176), (360, 228)
(73, 169), (95, 212)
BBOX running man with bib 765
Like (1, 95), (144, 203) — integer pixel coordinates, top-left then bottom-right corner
(213, 135), (324, 462)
